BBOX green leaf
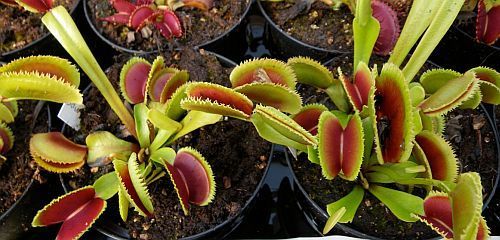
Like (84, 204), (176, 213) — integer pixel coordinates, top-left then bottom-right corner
(234, 82), (303, 114)
(0, 72), (82, 104)
(168, 110), (222, 144)
(93, 172), (119, 200)
(451, 172), (483, 239)
(409, 83), (426, 107)
(362, 117), (374, 165)
(118, 185), (129, 221)
(86, 131), (139, 167)
(326, 185), (364, 224)
(165, 83), (188, 121)
(287, 57), (334, 89)
(148, 108), (182, 151)
(307, 145), (319, 164)
(324, 81), (350, 112)
(389, 0), (441, 67)
(419, 69), (462, 94)
(42, 6), (137, 138)
(419, 71), (479, 116)
(134, 103), (151, 149)
(368, 184), (424, 222)
(149, 147), (177, 166)
(251, 105), (317, 151)
(353, 0), (380, 70)
(402, 0), (466, 82)
(0, 103), (15, 123)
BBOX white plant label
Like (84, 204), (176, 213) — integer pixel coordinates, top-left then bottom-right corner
(58, 103), (84, 130)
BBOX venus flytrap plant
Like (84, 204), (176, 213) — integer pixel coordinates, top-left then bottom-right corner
(100, 0), (214, 40)
(30, 55), (220, 240)
(458, 0), (499, 45)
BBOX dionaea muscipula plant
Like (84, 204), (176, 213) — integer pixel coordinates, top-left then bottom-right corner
(100, 0), (214, 40)
(0, 55), (82, 167)
(30, 55), (223, 239)
(181, 0), (499, 239)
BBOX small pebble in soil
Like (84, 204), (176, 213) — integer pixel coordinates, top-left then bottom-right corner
(223, 176), (232, 189)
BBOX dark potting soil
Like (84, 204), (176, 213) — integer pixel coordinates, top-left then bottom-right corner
(87, 0), (250, 52)
(0, 0), (77, 54)
(62, 48), (271, 238)
(262, 0), (412, 52)
(0, 101), (49, 217)
(292, 107), (498, 239)
(126, 118), (270, 239)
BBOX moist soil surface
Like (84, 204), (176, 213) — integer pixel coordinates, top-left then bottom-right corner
(0, 0), (77, 54)
(0, 101), (49, 217)
(62, 48), (271, 238)
(262, 0), (412, 52)
(87, 0), (250, 52)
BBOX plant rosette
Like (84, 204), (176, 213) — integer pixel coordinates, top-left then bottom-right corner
(85, 0), (252, 54)
(54, 49), (271, 239)
(257, 0), (412, 60)
(0, 0), (80, 58)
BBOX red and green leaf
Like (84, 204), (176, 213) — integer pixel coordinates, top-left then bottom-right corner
(230, 59), (297, 89)
(181, 82), (254, 120)
(32, 186), (106, 240)
(15, 0), (53, 13)
(287, 57), (334, 89)
(120, 57), (151, 104)
(154, 10), (183, 39)
(86, 131), (139, 167)
(419, 192), (454, 238)
(165, 147), (215, 215)
(476, 0), (500, 45)
(419, 71), (480, 116)
(251, 105), (317, 152)
(339, 62), (374, 112)
(30, 132), (87, 173)
(471, 66), (500, 104)
(291, 104), (328, 135)
(371, 0), (400, 56)
(371, 63), (413, 164)
(0, 56), (80, 87)
(234, 82), (302, 114)
(114, 153), (154, 217)
(414, 131), (458, 182)
(318, 111), (364, 181)
(0, 123), (14, 154)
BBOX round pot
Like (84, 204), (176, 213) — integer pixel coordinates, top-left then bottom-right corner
(59, 50), (275, 239)
(256, 0), (349, 62)
(0, 0), (82, 62)
(286, 104), (500, 239)
(0, 102), (52, 239)
(83, 0), (252, 55)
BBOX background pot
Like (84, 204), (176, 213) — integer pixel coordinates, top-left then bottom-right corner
(83, 0), (252, 57)
(0, 0), (83, 62)
(59, 50), (276, 239)
(286, 103), (500, 239)
(256, 0), (348, 62)
(0, 102), (53, 240)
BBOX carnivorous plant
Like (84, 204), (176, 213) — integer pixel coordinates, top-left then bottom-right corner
(182, 0), (499, 238)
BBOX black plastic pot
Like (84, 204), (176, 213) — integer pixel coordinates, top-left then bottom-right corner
(83, 0), (252, 56)
(430, 26), (499, 72)
(286, 104), (500, 239)
(0, 102), (52, 240)
(59, 50), (275, 239)
(0, 0), (82, 62)
(256, 0), (349, 62)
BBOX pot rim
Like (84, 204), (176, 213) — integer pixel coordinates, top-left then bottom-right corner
(83, 0), (253, 55)
(255, 0), (351, 55)
(0, 101), (51, 222)
(0, 0), (82, 58)
(59, 50), (276, 239)
(286, 103), (500, 239)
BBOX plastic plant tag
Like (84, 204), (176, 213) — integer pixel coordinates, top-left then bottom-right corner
(57, 103), (84, 130)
